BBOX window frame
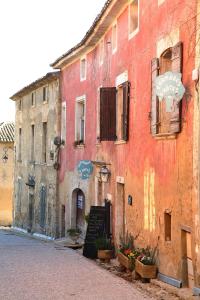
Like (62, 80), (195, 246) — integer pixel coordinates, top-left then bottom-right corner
(99, 39), (104, 66)
(80, 56), (87, 81)
(75, 95), (86, 144)
(112, 22), (117, 54)
(31, 91), (36, 107)
(43, 86), (48, 103)
(128, 0), (139, 40)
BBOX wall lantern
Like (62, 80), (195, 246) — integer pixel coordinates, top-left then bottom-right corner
(99, 166), (110, 183)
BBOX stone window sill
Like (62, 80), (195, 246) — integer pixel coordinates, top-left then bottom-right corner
(153, 133), (177, 140)
(114, 140), (127, 145)
(75, 144), (85, 149)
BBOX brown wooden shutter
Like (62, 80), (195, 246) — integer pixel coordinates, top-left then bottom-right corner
(170, 42), (183, 133)
(100, 87), (117, 141)
(122, 81), (130, 141)
(151, 58), (159, 135)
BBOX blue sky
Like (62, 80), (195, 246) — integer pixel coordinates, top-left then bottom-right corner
(0, 0), (105, 122)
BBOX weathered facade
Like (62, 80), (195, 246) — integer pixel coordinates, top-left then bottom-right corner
(10, 72), (61, 238)
(51, 0), (200, 290)
(0, 122), (14, 226)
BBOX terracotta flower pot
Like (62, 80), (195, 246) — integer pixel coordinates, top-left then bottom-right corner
(117, 252), (133, 271)
(135, 259), (157, 279)
(97, 250), (113, 263)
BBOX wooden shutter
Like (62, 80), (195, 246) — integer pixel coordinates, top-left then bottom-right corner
(100, 87), (117, 141)
(151, 58), (159, 135)
(40, 186), (46, 228)
(122, 81), (130, 141)
(170, 42), (183, 133)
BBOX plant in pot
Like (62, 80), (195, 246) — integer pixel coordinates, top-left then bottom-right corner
(134, 246), (157, 282)
(117, 231), (139, 271)
(67, 228), (81, 244)
(95, 236), (113, 263)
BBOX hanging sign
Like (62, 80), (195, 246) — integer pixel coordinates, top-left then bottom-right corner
(155, 71), (185, 112)
(77, 160), (93, 180)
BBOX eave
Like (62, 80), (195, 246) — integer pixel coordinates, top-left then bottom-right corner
(51, 0), (127, 69)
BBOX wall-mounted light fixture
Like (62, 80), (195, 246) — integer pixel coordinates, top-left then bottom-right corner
(99, 166), (110, 183)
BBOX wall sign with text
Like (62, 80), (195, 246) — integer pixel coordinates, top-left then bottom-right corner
(155, 71), (185, 112)
(77, 160), (93, 180)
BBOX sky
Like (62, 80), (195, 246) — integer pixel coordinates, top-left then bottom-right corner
(0, 0), (106, 122)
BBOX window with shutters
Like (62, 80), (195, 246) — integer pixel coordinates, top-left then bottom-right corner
(112, 23), (117, 54)
(151, 42), (183, 136)
(42, 122), (47, 163)
(31, 92), (36, 107)
(99, 82), (130, 142)
(128, 0), (139, 39)
(31, 124), (35, 161)
(80, 57), (87, 81)
(61, 102), (66, 142)
(75, 95), (86, 144)
(99, 39), (104, 66)
(116, 82), (130, 142)
(43, 86), (48, 102)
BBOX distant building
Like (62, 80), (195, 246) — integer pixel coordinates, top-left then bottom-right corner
(0, 121), (14, 226)
(10, 72), (62, 238)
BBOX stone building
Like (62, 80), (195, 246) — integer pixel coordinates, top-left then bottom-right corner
(10, 72), (62, 239)
(51, 0), (200, 291)
(0, 121), (14, 226)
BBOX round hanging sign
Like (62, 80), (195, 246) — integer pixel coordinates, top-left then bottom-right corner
(77, 160), (93, 180)
(155, 71), (185, 112)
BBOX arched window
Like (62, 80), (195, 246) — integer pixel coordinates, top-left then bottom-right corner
(151, 42), (183, 135)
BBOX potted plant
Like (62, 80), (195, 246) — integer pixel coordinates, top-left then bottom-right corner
(67, 228), (81, 244)
(117, 231), (138, 271)
(95, 236), (113, 263)
(134, 246), (157, 281)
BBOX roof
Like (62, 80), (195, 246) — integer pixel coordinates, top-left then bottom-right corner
(51, 0), (127, 69)
(0, 122), (15, 143)
(10, 71), (60, 101)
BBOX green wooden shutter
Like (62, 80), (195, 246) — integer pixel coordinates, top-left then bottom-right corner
(122, 81), (130, 141)
(100, 87), (117, 141)
(151, 58), (159, 135)
(170, 42), (183, 133)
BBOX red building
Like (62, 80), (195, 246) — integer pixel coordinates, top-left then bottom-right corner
(52, 0), (200, 290)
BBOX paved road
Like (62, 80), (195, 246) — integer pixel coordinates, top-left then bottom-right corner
(0, 229), (151, 300)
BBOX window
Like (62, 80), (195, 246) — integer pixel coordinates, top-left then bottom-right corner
(164, 212), (171, 241)
(18, 128), (22, 161)
(31, 124), (35, 161)
(43, 86), (48, 102)
(31, 92), (36, 106)
(75, 96), (86, 144)
(99, 39), (104, 65)
(99, 82), (130, 142)
(18, 99), (22, 111)
(61, 102), (66, 142)
(129, 0), (139, 39)
(112, 23), (117, 53)
(42, 122), (47, 163)
(80, 57), (86, 81)
(151, 42), (183, 135)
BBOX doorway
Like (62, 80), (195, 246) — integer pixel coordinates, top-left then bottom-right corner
(71, 189), (85, 233)
(28, 193), (34, 232)
(181, 230), (194, 288)
(116, 183), (125, 244)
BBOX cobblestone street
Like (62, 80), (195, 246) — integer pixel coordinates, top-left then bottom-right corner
(0, 229), (154, 300)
